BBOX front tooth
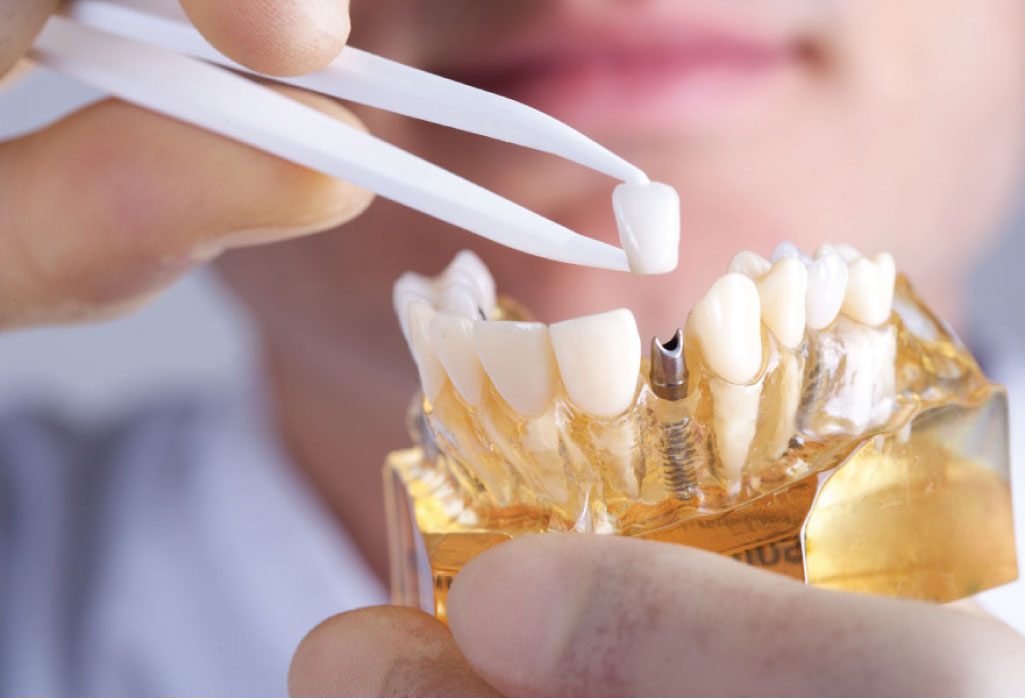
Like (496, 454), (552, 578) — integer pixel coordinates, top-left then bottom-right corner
(438, 281), (481, 320)
(727, 251), (771, 278)
(394, 272), (434, 344)
(689, 273), (762, 385)
(816, 242), (861, 263)
(612, 182), (681, 275)
(430, 315), (485, 406)
(710, 377), (762, 489)
(474, 321), (558, 416)
(770, 241), (812, 265)
(549, 309), (641, 418)
(407, 301), (447, 402)
(841, 252), (896, 326)
(805, 253), (849, 329)
(756, 258), (807, 349)
(444, 250), (497, 316)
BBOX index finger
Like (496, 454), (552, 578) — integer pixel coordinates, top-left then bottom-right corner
(0, 0), (60, 76)
(178, 0), (351, 77)
(448, 534), (1025, 697)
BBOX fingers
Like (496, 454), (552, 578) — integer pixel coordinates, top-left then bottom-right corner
(178, 0), (350, 76)
(0, 87), (372, 328)
(288, 606), (499, 697)
(447, 534), (1025, 697)
(0, 0), (60, 76)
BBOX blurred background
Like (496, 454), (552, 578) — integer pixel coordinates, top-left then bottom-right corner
(2, 66), (1023, 420)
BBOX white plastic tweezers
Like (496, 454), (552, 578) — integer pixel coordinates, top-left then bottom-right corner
(25, 0), (656, 272)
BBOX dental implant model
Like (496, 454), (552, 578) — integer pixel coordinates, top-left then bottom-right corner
(385, 244), (1016, 620)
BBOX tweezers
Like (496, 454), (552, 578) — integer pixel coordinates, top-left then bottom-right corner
(25, 0), (654, 272)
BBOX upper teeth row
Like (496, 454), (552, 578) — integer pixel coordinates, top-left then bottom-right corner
(701, 242), (896, 385)
(395, 242), (895, 421)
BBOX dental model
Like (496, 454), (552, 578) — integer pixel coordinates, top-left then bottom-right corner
(386, 244), (1016, 619)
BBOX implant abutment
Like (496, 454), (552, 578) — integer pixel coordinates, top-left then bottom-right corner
(650, 329), (688, 400)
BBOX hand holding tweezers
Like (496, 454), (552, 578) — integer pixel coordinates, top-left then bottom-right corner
(26, 0), (679, 273)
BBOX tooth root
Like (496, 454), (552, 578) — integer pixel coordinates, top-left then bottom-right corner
(444, 250), (497, 316)
(393, 272), (434, 344)
(407, 301), (447, 402)
(756, 258), (807, 349)
(612, 182), (681, 275)
(805, 253), (849, 330)
(689, 273), (762, 385)
(473, 321), (558, 416)
(841, 252), (896, 326)
(438, 281), (481, 320)
(766, 353), (802, 459)
(430, 315), (485, 406)
(549, 309), (641, 418)
(815, 242), (861, 263)
(726, 250), (771, 278)
(710, 377), (762, 489)
(770, 241), (812, 265)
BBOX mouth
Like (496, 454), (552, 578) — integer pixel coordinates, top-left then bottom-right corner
(439, 9), (813, 131)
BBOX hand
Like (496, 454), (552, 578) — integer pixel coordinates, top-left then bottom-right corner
(0, 0), (369, 328)
(289, 534), (1025, 696)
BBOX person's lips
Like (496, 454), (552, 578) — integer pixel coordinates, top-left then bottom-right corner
(443, 15), (811, 133)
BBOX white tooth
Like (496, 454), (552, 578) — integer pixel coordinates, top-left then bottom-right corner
(710, 377), (762, 488)
(756, 258), (807, 349)
(549, 309), (641, 418)
(770, 241), (812, 265)
(474, 321), (558, 416)
(612, 181), (680, 275)
(805, 253), (849, 330)
(444, 250), (497, 316)
(393, 273), (434, 344)
(815, 243), (862, 263)
(407, 301), (447, 402)
(841, 252), (896, 326)
(429, 314), (485, 406)
(726, 251), (771, 278)
(438, 281), (481, 320)
(689, 273), (762, 385)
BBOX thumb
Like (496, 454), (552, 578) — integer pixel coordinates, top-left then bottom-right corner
(0, 86), (372, 328)
(0, 0), (59, 76)
(447, 534), (1025, 697)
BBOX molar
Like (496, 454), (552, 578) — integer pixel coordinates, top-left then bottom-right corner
(816, 242), (861, 263)
(393, 272), (434, 343)
(727, 250), (771, 278)
(612, 181), (680, 275)
(474, 320), (558, 416)
(407, 301), (448, 402)
(443, 250), (497, 316)
(429, 314), (485, 406)
(841, 253), (896, 326)
(550, 309), (641, 418)
(756, 257), (807, 349)
(805, 254), (849, 330)
(689, 273), (762, 385)
(438, 281), (481, 320)
(770, 241), (812, 265)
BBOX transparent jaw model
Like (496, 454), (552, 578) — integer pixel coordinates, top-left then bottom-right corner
(385, 245), (1016, 620)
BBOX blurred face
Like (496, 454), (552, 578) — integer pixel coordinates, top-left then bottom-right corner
(219, 0), (1025, 378)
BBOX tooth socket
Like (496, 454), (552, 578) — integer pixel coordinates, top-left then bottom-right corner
(650, 329), (688, 401)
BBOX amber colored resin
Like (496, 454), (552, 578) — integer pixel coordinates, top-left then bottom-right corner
(384, 276), (1017, 619)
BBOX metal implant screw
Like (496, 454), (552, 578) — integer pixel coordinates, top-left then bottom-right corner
(650, 329), (688, 401)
